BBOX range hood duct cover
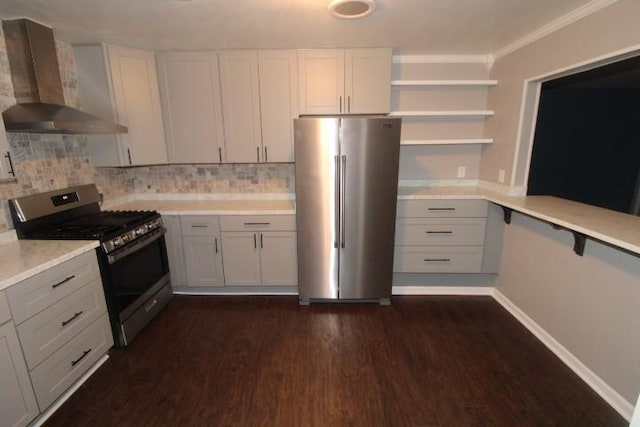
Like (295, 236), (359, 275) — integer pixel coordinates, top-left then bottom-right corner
(1, 19), (127, 134)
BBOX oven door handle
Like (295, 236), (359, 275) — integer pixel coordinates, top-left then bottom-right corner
(107, 227), (166, 265)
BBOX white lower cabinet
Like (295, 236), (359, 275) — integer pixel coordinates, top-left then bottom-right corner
(3, 251), (112, 423)
(394, 199), (490, 273)
(0, 290), (39, 427)
(180, 216), (225, 287)
(220, 215), (297, 287)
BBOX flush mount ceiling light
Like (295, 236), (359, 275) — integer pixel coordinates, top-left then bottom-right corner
(328, 0), (376, 19)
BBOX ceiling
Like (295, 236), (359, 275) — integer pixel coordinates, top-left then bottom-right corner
(0, 0), (600, 54)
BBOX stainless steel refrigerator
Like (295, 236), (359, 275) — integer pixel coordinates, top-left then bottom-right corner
(294, 116), (401, 304)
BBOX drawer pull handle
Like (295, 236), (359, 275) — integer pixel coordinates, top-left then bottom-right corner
(243, 222), (271, 226)
(428, 208), (456, 211)
(145, 299), (158, 312)
(426, 231), (453, 234)
(61, 311), (84, 327)
(71, 348), (92, 367)
(424, 258), (451, 262)
(52, 275), (75, 289)
(190, 224), (209, 228)
(215, 237), (218, 254)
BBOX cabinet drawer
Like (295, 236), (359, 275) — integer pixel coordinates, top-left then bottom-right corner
(6, 251), (100, 325)
(219, 215), (296, 231)
(396, 200), (487, 218)
(17, 279), (107, 370)
(180, 216), (220, 236)
(395, 218), (486, 246)
(30, 313), (112, 411)
(0, 291), (10, 325)
(393, 246), (483, 273)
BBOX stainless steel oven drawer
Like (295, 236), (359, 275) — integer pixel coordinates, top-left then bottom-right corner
(6, 251), (100, 325)
(393, 246), (484, 273)
(30, 313), (112, 411)
(17, 278), (108, 370)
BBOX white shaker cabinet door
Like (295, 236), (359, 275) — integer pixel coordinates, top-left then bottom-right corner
(163, 216), (187, 288)
(221, 232), (261, 285)
(259, 232), (298, 286)
(297, 49), (345, 115)
(183, 236), (225, 287)
(0, 321), (39, 427)
(157, 52), (225, 163)
(107, 45), (168, 165)
(258, 50), (298, 162)
(219, 51), (262, 163)
(345, 48), (392, 114)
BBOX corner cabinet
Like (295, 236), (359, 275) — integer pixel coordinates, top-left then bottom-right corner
(157, 52), (225, 163)
(75, 44), (167, 166)
(297, 48), (391, 115)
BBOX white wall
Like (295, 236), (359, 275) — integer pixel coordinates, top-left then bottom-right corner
(481, 0), (640, 186)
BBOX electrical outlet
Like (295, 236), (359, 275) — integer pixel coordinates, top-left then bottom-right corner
(457, 166), (466, 178)
(498, 169), (505, 183)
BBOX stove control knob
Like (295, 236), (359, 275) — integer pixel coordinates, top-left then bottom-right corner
(135, 226), (145, 236)
(113, 237), (123, 247)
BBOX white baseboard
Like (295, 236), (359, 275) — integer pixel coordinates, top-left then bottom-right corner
(392, 286), (493, 296)
(31, 354), (110, 427)
(492, 289), (634, 421)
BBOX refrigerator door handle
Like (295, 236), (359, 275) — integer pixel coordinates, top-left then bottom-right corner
(334, 155), (340, 248)
(341, 155), (346, 248)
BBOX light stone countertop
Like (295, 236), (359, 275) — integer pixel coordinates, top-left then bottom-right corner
(0, 240), (99, 292)
(109, 198), (296, 216)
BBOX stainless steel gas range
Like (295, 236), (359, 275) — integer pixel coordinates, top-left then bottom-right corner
(9, 184), (172, 347)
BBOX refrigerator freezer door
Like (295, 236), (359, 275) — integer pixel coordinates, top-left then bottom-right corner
(294, 118), (340, 300)
(338, 117), (401, 299)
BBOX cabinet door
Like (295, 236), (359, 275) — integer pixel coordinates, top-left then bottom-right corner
(107, 45), (167, 165)
(157, 52), (225, 164)
(162, 216), (186, 288)
(258, 50), (298, 162)
(345, 48), (391, 114)
(219, 51), (262, 163)
(298, 49), (345, 114)
(0, 322), (39, 427)
(221, 232), (261, 285)
(259, 232), (298, 286)
(0, 128), (15, 181)
(183, 236), (224, 287)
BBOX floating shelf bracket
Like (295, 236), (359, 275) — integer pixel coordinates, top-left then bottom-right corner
(501, 206), (512, 224)
(551, 224), (587, 256)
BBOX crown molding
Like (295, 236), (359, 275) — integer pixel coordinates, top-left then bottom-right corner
(493, 0), (620, 60)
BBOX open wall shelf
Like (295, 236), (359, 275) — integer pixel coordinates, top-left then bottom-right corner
(389, 110), (495, 118)
(391, 79), (498, 87)
(400, 138), (493, 146)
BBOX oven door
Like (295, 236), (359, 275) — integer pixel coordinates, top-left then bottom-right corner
(100, 227), (171, 323)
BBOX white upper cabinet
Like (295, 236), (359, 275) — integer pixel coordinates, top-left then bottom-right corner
(258, 50), (299, 163)
(218, 50), (262, 163)
(298, 48), (391, 115)
(157, 51), (225, 163)
(0, 127), (15, 181)
(75, 44), (167, 166)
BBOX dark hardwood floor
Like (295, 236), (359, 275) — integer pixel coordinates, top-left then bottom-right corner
(44, 296), (626, 427)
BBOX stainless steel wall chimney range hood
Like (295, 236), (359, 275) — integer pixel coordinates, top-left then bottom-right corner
(1, 19), (127, 134)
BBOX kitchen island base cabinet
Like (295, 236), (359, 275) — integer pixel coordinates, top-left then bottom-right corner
(0, 320), (39, 427)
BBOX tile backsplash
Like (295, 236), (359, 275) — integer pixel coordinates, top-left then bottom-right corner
(0, 26), (295, 234)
